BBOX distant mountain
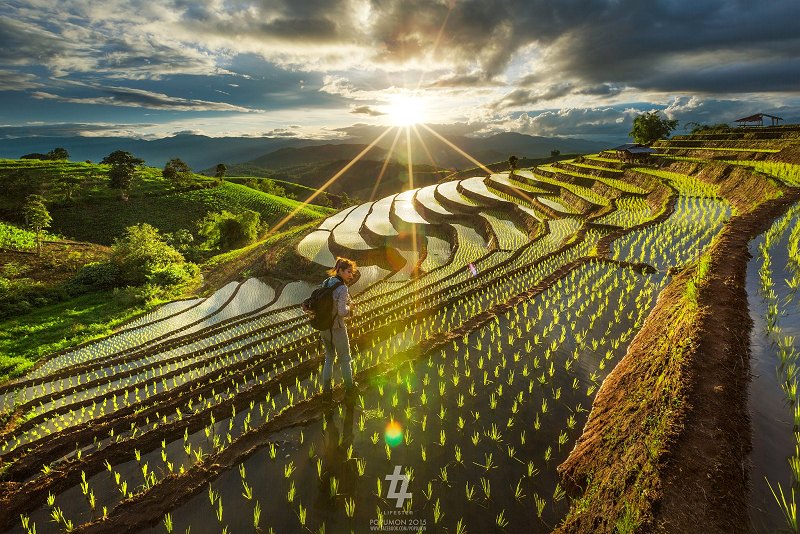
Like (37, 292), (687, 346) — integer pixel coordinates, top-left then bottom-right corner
(357, 130), (610, 169)
(0, 131), (611, 172)
(249, 144), (387, 169)
(0, 135), (328, 170)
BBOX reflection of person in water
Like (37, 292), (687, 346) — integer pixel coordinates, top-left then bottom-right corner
(315, 396), (357, 513)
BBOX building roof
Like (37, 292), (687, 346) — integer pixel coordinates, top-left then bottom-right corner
(612, 143), (655, 154)
(735, 113), (783, 122)
(612, 143), (644, 150)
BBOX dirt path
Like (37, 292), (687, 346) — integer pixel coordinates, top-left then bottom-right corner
(556, 187), (800, 533)
(655, 188), (800, 531)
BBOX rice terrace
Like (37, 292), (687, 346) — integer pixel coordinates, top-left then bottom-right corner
(0, 122), (799, 533)
(2, 1), (800, 533)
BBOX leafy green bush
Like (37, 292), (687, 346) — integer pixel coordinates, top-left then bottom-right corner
(199, 209), (262, 251)
(111, 223), (197, 287)
(69, 261), (120, 290)
(149, 262), (199, 286)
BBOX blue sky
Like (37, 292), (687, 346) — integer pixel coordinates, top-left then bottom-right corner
(1, 0), (799, 142)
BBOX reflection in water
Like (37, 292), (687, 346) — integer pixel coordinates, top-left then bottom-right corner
(315, 397), (357, 515)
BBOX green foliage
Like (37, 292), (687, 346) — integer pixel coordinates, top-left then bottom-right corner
(214, 163), (227, 180)
(242, 177), (288, 198)
(20, 147), (69, 161)
(70, 262), (120, 290)
(199, 210), (261, 251)
(508, 155), (518, 171)
(102, 150), (144, 200)
(0, 222), (58, 251)
(22, 194), (52, 254)
(48, 147), (69, 160)
(163, 158), (193, 188)
(630, 111), (678, 145)
(111, 223), (197, 286)
(686, 122), (730, 134)
(0, 290), (158, 377)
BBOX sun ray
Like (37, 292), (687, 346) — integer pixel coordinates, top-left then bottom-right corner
(411, 124), (449, 181)
(369, 126), (404, 202)
(419, 123), (493, 175)
(405, 126), (418, 280)
(267, 126), (395, 236)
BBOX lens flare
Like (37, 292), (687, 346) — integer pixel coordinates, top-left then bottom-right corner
(385, 420), (404, 447)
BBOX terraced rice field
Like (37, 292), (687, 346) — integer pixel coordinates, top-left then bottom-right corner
(2, 127), (800, 533)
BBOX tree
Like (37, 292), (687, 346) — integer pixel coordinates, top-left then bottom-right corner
(199, 210), (261, 251)
(111, 223), (196, 286)
(214, 163), (227, 181)
(47, 147), (69, 160)
(20, 153), (49, 160)
(102, 150), (144, 201)
(22, 194), (52, 255)
(508, 155), (518, 174)
(54, 171), (82, 200)
(163, 158), (193, 189)
(550, 149), (561, 158)
(629, 111), (678, 145)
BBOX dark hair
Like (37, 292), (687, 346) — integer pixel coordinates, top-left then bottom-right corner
(327, 257), (357, 277)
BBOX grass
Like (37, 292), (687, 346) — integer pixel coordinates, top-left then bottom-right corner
(0, 291), (158, 381)
(0, 158), (334, 245)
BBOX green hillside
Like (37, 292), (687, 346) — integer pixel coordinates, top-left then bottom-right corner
(0, 158), (333, 245)
(226, 176), (338, 205)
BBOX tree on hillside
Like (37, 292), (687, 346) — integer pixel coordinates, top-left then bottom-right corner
(102, 150), (144, 201)
(214, 163), (227, 181)
(508, 155), (518, 175)
(111, 223), (197, 286)
(163, 158), (193, 189)
(199, 210), (261, 251)
(19, 148), (69, 160)
(48, 147), (69, 160)
(55, 171), (82, 201)
(630, 111), (678, 145)
(22, 194), (52, 255)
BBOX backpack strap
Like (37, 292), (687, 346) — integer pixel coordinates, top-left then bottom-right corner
(330, 280), (343, 327)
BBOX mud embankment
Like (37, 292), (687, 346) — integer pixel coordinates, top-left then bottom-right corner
(556, 180), (800, 532)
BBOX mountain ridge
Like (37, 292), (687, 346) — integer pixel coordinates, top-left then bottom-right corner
(0, 132), (612, 170)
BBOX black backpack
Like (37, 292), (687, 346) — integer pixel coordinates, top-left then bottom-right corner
(302, 278), (344, 330)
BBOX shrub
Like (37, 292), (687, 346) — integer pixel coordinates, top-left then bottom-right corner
(111, 223), (196, 287)
(70, 262), (120, 290)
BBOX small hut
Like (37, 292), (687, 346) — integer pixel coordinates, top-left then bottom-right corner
(734, 113), (784, 127)
(612, 143), (656, 162)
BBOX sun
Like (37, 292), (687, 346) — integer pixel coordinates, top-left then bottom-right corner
(386, 94), (427, 126)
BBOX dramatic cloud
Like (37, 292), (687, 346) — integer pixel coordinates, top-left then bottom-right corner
(31, 85), (257, 112)
(0, 0), (798, 141)
(492, 83), (575, 109)
(0, 122), (158, 138)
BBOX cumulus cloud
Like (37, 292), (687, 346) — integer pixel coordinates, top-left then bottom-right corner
(31, 85), (258, 112)
(2, 0), (799, 142)
(3, 0), (799, 93)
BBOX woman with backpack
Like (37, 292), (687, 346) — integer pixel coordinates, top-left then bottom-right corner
(318, 257), (359, 403)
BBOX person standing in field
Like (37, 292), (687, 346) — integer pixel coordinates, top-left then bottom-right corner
(321, 257), (359, 403)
